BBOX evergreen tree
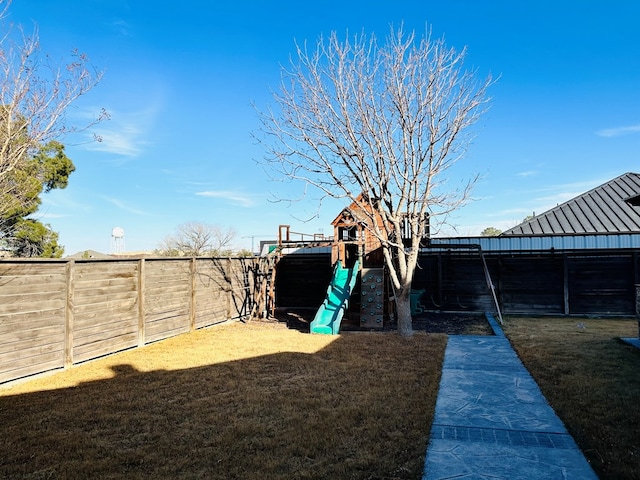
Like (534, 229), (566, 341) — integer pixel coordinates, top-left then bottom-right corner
(1, 141), (74, 257)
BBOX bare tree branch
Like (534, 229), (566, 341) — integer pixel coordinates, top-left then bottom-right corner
(256, 25), (493, 335)
(0, 1), (105, 235)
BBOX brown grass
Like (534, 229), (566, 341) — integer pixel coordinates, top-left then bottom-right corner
(0, 321), (447, 480)
(503, 317), (640, 480)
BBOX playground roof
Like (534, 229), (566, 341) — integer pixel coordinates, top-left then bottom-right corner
(502, 172), (640, 236)
(331, 194), (372, 227)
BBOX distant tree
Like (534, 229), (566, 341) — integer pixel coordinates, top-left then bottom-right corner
(481, 227), (502, 237)
(256, 26), (492, 336)
(236, 249), (255, 257)
(0, 1), (104, 256)
(156, 222), (237, 257)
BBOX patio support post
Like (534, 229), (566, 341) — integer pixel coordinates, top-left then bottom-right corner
(635, 284), (640, 338)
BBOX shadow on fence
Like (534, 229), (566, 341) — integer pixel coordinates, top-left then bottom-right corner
(0, 256), (258, 385)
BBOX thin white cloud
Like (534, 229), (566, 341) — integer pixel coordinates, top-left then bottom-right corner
(507, 177), (608, 217)
(108, 19), (132, 37)
(531, 178), (606, 197)
(101, 196), (149, 215)
(596, 124), (640, 138)
(487, 207), (532, 218)
(72, 88), (165, 157)
(37, 213), (68, 219)
(196, 190), (256, 208)
(516, 170), (538, 177)
(39, 191), (92, 213)
(84, 109), (154, 157)
(89, 130), (146, 157)
(481, 178), (605, 228)
(534, 191), (580, 208)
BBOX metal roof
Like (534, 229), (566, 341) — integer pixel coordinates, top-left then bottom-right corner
(429, 234), (640, 251)
(502, 172), (640, 236)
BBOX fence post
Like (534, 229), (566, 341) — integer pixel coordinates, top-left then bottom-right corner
(635, 284), (640, 338)
(138, 259), (146, 346)
(190, 258), (196, 331)
(226, 258), (232, 319)
(563, 254), (570, 315)
(64, 260), (75, 367)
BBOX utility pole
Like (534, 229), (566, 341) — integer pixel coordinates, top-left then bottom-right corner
(241, 235), (270, 255)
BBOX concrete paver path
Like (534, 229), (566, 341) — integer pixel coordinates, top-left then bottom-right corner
(423, 316), (599, 479)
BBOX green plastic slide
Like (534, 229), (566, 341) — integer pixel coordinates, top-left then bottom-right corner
(310, 259), (360, 335)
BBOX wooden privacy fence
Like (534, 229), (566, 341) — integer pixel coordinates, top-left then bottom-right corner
(274, 250), (640, 318)
(414, 249), (640, 316)
(0, 257), (257, 385)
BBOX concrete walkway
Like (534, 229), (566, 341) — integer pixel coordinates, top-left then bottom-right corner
(622, 337), (640, 350)
(423, 315), (599, 479)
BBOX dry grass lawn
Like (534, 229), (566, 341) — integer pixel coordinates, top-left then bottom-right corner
(504, 317), (640, 480)
(0, 321), (447, 480)
(8, 314), (635, 479)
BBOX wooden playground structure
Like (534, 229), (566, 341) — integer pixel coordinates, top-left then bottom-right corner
(251, 195), (391, 329)
(252, 196), (502, 330)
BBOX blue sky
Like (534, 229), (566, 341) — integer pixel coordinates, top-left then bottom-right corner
(9, 1), (640, 254)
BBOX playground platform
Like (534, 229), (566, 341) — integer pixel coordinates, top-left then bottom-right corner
(423, 314), (598, 479)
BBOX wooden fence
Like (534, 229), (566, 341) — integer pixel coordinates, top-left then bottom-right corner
(0, 257), (256, 385)
(413, 250), (640, 316)
(274, 249), (640, 317)
(275, 253), (333, 308)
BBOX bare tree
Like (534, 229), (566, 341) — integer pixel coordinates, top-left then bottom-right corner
(156, 222), (237, 257)
(256, 26), (492, 336)
(0, 0), (105, 233)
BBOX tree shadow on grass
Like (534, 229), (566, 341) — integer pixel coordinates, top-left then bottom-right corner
(0, 332), (446, 480)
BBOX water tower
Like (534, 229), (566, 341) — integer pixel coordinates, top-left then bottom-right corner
(110, 226), (125, 254)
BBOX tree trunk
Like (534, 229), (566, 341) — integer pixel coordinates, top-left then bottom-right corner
(395, 289), (413, 337)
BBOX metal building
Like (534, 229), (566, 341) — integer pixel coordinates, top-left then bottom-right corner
(431, 172), (640, 251)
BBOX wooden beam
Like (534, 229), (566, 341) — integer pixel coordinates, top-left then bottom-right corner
(138, 259), (146, 346)
(563, 254), (570, 315)
(190, 258), (196, 331)
(64, 260), (75, 367)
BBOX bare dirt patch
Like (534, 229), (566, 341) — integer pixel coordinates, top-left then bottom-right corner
(276, 308), (492, 335)
(401, 312), (492, 335)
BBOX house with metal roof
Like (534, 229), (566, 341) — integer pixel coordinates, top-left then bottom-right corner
(415, 172), (640, 316)
(503, 172), (640, 236)
(430, 172), (640, 251)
